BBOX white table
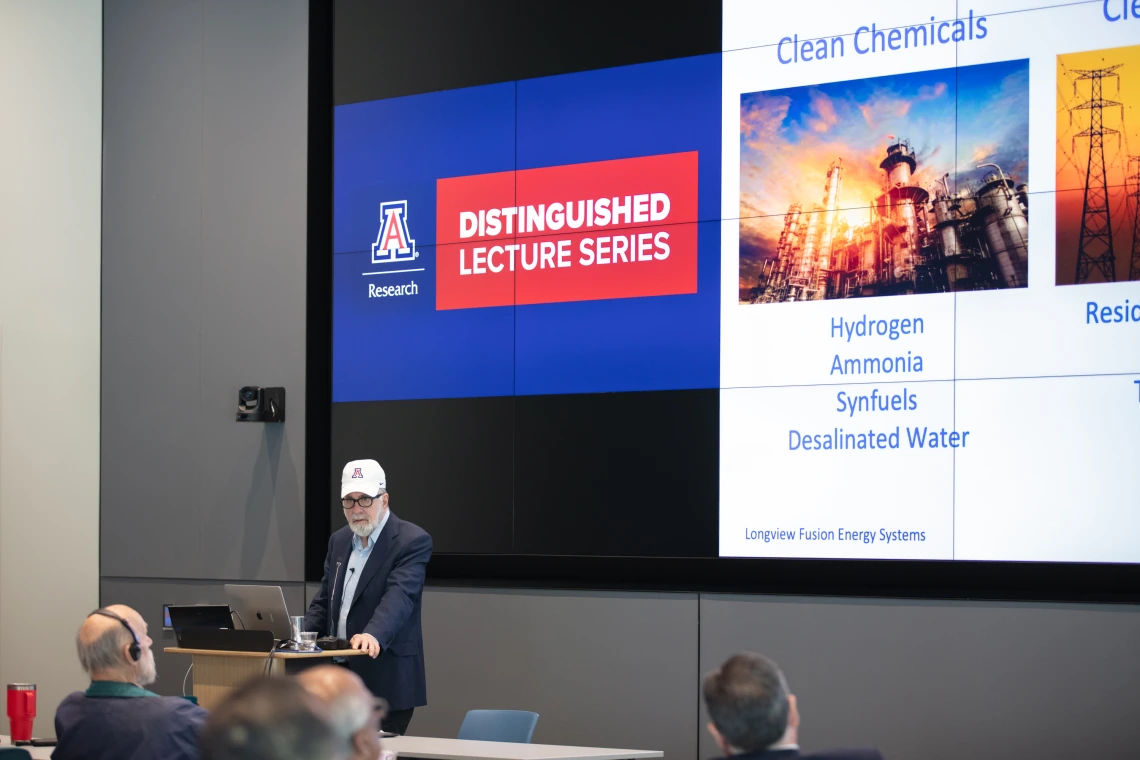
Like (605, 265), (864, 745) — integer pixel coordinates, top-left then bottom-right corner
(0, 735), (53, 758)
(382, 736), (662, 760)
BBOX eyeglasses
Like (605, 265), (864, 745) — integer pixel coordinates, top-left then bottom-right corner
(342, 495), (381, 510)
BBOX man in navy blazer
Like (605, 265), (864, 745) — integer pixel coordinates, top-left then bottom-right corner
(305, 459), (433, 735)
(704, 652), (884, 760)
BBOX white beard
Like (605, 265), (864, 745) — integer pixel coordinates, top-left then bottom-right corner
(138, 649), (157, 686)
(349, 516), (379, 537)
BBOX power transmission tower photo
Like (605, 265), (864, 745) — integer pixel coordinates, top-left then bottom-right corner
(1070, 65), (1122, 284)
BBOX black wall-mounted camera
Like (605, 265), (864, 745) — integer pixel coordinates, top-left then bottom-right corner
(236, 386), (285, 422)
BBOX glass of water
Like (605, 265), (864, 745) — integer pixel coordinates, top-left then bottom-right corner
(298, 631), (318, 651)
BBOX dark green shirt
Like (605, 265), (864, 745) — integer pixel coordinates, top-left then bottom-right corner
(84, 681), (160, 699)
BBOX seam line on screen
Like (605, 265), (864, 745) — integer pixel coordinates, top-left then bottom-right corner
(512, 78), (518, 551)
(332, 186), (1075, 262)
(952, 0), (958, 561)
(719, 371), (1140, 392)
(336, 214), (724, 261)
(726, 190), (1069, 226)
(722, 187), (1105, 224)
(955, 371), (1140, 381)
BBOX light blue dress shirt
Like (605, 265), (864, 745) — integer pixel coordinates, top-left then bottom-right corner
(336, 509), (390, 641)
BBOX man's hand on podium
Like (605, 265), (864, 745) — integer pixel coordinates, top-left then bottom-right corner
(350, 633), (380, 658)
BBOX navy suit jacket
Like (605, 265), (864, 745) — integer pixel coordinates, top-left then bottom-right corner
(304, 512), (432, 711)
(716, 748), (883, 760)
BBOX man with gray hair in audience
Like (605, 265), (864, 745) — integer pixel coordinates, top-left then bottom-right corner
(54, 604), (208, 760)
(199, 676), (353, 760)
(298, 665), (386, 760)
(703, 652), (884, 760)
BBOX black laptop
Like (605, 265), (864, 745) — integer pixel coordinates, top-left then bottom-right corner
(166, 604), (234, 645)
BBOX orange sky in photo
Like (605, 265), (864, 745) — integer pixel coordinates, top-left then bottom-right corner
(1056, 43), (1140, 284)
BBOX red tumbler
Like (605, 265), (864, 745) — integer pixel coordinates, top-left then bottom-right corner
(6, 684), (35, 742)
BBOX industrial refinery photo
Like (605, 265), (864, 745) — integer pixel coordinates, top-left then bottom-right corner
(1056, 43), (1140, 286)
(739, 59), (1030, 304)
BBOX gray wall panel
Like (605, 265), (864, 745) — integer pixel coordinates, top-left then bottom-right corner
(100, 577), (305, 698)
(196, 0), (309, 582)
(418, 588), (697, 759)
(101, 0), (205, 578)
(102, 0), (309, 581)
(698, 595), (1140, 760)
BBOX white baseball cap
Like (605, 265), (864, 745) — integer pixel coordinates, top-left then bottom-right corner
(341, 459), (386, 498)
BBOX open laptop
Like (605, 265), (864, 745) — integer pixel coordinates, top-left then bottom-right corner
(166, 604), (234, 646)
(224, 584), (293, 641)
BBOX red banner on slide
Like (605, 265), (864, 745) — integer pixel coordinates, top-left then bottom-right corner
(436, 151), (698, 310)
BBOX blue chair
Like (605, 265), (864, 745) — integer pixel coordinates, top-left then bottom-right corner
(0, 748), (33, 759)
(457, 709), (539, 743)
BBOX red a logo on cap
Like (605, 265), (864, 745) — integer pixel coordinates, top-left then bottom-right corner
(352, 468), (363, 478)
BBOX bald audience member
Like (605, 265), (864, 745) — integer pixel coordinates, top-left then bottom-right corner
(199, 676), (351, 760)
(299, 665), (385, 760)
(55, 605), (208, 760)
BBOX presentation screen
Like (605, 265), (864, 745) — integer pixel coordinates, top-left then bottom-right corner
(326, 1), (1140, 579)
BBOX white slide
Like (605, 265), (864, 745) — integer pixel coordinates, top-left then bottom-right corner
(719, 0), (1140, 561)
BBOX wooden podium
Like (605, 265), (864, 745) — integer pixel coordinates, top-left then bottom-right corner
(166, 646), (369, 710)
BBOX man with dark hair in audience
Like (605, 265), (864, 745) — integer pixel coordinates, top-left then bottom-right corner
(55, 605), (208, 760)
(199, 676), (352, 760)
(703, 652), (884, 760)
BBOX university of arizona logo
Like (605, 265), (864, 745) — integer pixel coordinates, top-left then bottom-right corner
(352, 468), (363, 479)
(372, 200), (419, 265)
